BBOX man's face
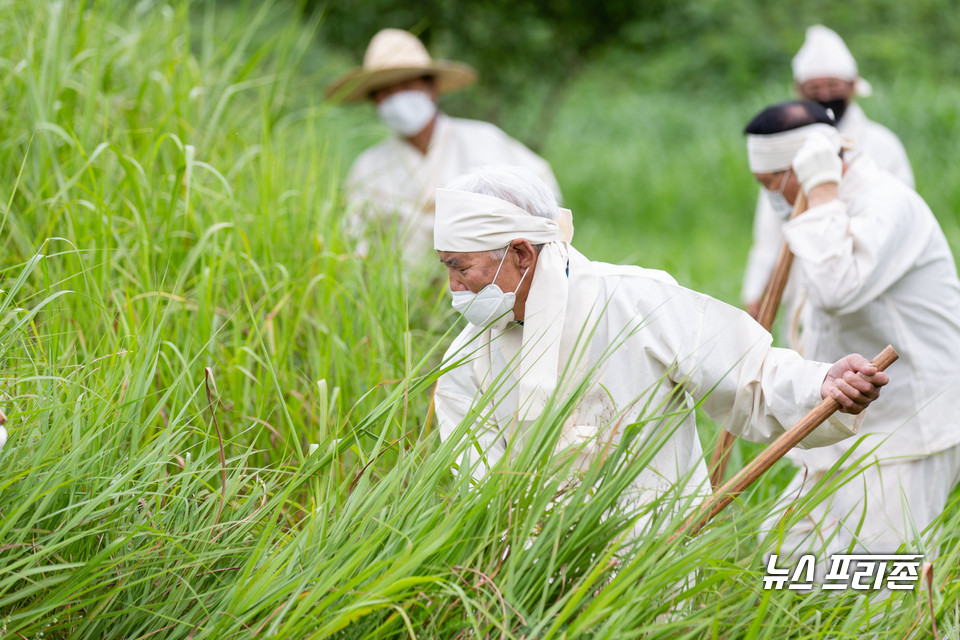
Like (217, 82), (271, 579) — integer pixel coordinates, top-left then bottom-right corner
(795, 77), (855, 104)
(438, 249), (523, 294)
(753, 169), (802, 206)
(371, 77), (437, 105)
(439, 240), (539, 323)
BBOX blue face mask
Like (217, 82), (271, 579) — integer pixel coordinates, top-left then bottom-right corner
(450, 249), (529, 329)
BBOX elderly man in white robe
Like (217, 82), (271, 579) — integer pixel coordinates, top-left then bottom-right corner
(327, 29), (561, 264)
(432, 164), (888, 537)
(742, 25), (914, 319)
(744, 100), (960, 558)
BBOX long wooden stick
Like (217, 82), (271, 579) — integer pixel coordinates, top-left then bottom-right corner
(707, 430), (737, 492)
(709, 191), (809, 491)
(756, 191), (807, 330)
(681, 345), (898, 541)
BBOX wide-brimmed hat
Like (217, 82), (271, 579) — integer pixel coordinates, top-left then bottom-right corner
(326, 28), (477, 103)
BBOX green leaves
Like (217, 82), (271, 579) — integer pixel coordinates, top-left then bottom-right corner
(0, 1), (957, 638)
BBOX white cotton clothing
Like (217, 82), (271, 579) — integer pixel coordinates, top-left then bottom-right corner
(839, 103), (914, 188)
(345, 113), (561, 262)
(752, 147), (960, 567)
(782, 152), (960, 470)
(741, 103), (914, 306)
(435, 246), (859, 531)
(763, 443), (960, 560)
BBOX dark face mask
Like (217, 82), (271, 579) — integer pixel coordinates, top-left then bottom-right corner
(818, 98), (848, 123)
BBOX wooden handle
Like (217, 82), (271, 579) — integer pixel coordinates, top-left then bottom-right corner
(866, 345), (899, 371)
(756, 191), (807, 332)
(677, 345), (898, 541)
(708, 192), (810, 488)
(756, 247), (795, 331)
(708, 430), (737, 492)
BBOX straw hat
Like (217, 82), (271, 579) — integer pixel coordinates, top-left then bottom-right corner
(326, 28), (477, 103)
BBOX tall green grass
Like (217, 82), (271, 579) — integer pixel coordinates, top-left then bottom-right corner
(0, 1), (957, 638)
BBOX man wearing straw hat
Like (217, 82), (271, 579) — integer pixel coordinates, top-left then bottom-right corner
(743, 100), (960, 559)
(432, 164), (888, 538)
(327, 29), (561, 263)
(741, 25), (914, 320)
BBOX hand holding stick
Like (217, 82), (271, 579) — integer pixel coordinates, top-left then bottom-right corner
(681, 345), (897, 541)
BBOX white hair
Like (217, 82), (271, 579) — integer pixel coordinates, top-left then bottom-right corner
(443, 165), (560, 259)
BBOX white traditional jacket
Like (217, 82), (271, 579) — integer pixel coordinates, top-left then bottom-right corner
(785, 153), (960, 470)
(435, 247), (858, 515)
(742, 103), (914, 305)
(346, 114), (561, 261)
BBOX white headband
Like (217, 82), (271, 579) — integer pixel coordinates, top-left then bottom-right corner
(434, 189), (574, 252)
(746, 123), (841, 173)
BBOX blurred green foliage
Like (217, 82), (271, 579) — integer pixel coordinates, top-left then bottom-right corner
(308, 0), (960, 147)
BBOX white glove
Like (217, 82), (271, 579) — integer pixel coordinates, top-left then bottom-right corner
(792, 132), (842, 195)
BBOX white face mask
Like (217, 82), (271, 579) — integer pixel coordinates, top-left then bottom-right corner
(450, 250), (529, 329)
(767, 191), (794, 219)
(376, 90), (437, 137)
(766, 169), (794, 219)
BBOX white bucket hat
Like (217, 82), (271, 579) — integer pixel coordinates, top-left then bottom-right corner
(326, 28), (477, 103)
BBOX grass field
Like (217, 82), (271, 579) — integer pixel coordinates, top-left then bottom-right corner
(1, 1), (959, 638)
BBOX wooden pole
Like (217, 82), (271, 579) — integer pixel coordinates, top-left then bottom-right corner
(708, 430), (737, 492)
(756, 191), (807, 331)
(709, 191), (809, 491)
(682, 345), (898, 541)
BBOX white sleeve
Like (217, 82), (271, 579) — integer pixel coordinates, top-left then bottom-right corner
(741, 190), (785, 305)
(886, 143), (915, 190)
(658, 285), (858, 447)
(863, 124), (915, 189)
(435, 337), (507, 481)
(782, 190), (922, 314)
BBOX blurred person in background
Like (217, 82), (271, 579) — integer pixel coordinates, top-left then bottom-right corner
(743, 100), (960, 560)
(741, 25), (914, 321)
(432, 164), (887, 538)
(327, 29), (561, 265)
